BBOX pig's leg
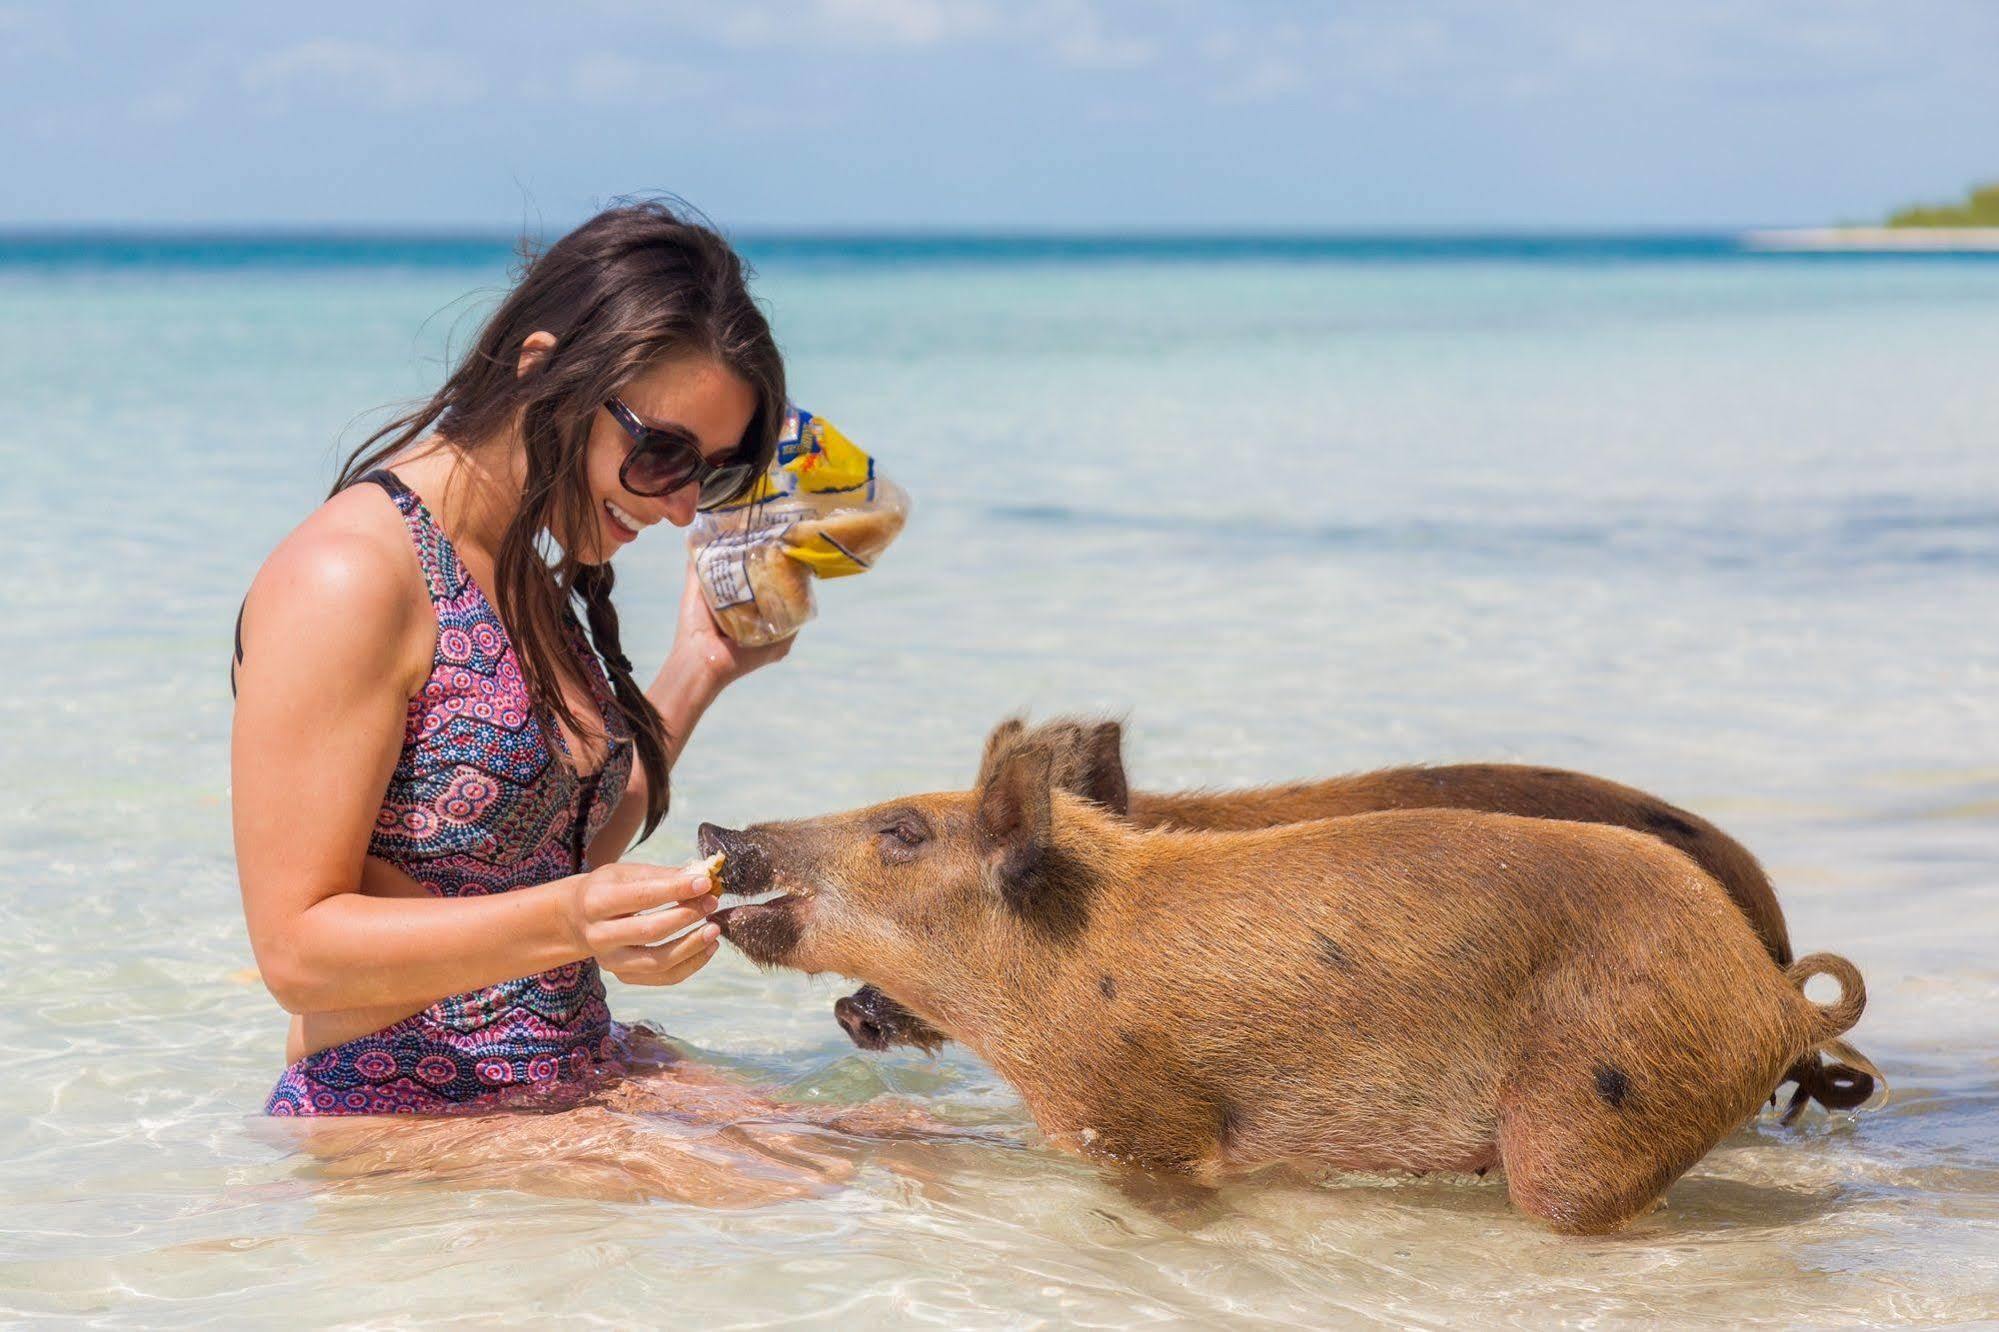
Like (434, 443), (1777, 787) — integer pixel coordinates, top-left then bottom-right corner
(1490, 981), (1746, 1234)
(1494, 1092), (1683, 1235)
(1495, 980), (1695, 1232)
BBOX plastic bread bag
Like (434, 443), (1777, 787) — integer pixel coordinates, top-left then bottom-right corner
(688, 406), (911, 646)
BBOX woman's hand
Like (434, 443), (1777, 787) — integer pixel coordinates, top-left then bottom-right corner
(668, 561), (795, 692)
(286, 857), (718, 1062)
(561, 860), (723, 987)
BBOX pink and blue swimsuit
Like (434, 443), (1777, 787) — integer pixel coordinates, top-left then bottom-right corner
(263, 470), (635, 1116)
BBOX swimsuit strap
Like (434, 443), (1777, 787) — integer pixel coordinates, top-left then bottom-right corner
(356, 469), (460, 605)
(356, 470), (630, 753)
(230, 469), (441, 697)
(229, 600), (245, 698)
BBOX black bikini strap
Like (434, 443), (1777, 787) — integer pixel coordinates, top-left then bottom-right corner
(357, 468), (413, 501)
(233, 471), (418, 697)
(353, 468), (453, 601)
(229, 597), (246, 697)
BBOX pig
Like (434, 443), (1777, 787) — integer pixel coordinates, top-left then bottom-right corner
(836, 717), (1878, 1122)
(701, 738), (1868, 1235)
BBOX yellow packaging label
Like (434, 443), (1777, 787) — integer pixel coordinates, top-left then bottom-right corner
(706, 408), (876, 510)
(786, 417), (873, 494)
(781, 537), (872, 578)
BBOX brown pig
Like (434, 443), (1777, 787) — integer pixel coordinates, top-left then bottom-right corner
(702, 740), (1868, 1235)
(838, 717), (1877, 1122)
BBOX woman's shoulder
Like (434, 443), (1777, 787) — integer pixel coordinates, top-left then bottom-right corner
(239, 481), (435, 690)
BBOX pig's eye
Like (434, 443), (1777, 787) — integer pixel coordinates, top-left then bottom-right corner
(877, 816), (930, 861)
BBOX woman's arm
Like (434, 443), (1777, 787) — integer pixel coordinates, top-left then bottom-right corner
(587, 562), (794, 864)
(235, 515), (717, 1016)
(284, 857), (466, 1062)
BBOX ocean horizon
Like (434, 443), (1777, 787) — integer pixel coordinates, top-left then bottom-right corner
(7, 226), (1999, 272)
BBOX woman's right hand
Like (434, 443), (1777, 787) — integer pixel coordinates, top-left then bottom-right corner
(562, 862), (723, 987)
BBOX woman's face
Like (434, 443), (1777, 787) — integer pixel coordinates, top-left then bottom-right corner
(572, 349), (758, 565)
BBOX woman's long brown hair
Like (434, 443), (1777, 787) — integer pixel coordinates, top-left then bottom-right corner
(333, 200), (786, 842)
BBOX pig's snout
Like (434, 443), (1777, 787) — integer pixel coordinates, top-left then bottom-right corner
(835, 985), (951, 1055)
(696, 823), (773, 897)
(835, 992), (895, 1051)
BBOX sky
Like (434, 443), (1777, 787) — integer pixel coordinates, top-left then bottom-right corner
(1, 0), (1994, 231)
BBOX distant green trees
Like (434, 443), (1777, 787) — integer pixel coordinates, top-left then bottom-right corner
(1887, 182), (1999, 227)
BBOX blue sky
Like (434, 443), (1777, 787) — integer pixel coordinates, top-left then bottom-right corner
(2, 1), (1993, 230)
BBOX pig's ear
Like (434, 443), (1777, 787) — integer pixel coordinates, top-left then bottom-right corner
(1075, 721), (1130, 816)
(976, 716), (1029, 788)
(976, 742), (1055, 897)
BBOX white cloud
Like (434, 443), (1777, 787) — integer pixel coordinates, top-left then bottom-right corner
(131, 85), (199, 124)
(1208, 59), (1304, 105)
(1039, 0), (1156, 69)
(641, 0), (995, 49)
(1199, 26), (1307, 104)
(0, 3), (65, 64)
(1294, 1), (1977, 104)
(240, 39), (483, 110)
(612, 0), (1157, 67)
(811, 0), (996, 46)
(566, 53), (713, 105)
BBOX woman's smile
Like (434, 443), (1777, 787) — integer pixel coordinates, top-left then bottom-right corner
(604, 497), (657, 543)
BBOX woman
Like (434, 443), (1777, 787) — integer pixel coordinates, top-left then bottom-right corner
(232, 201), (792, 1116)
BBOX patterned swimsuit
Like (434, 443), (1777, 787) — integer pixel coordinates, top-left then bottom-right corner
(265, 470), (635, 1116)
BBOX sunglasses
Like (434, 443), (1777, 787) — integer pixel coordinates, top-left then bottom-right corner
(603, 398), (759, 507)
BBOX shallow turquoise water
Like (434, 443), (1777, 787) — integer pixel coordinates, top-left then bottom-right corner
(2, 238), (1996, 1326)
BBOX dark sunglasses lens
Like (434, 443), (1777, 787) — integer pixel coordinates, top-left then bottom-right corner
(621, 442), (701, 497)
(696, 464), (757, 509)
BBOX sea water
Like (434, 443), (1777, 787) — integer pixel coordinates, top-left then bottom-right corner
(1, 234), (1995, 1326)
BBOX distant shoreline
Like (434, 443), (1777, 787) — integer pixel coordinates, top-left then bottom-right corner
(1744, 227), (1999, 252)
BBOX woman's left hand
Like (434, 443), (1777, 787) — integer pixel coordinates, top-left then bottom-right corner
(669, 561), (795, 692)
